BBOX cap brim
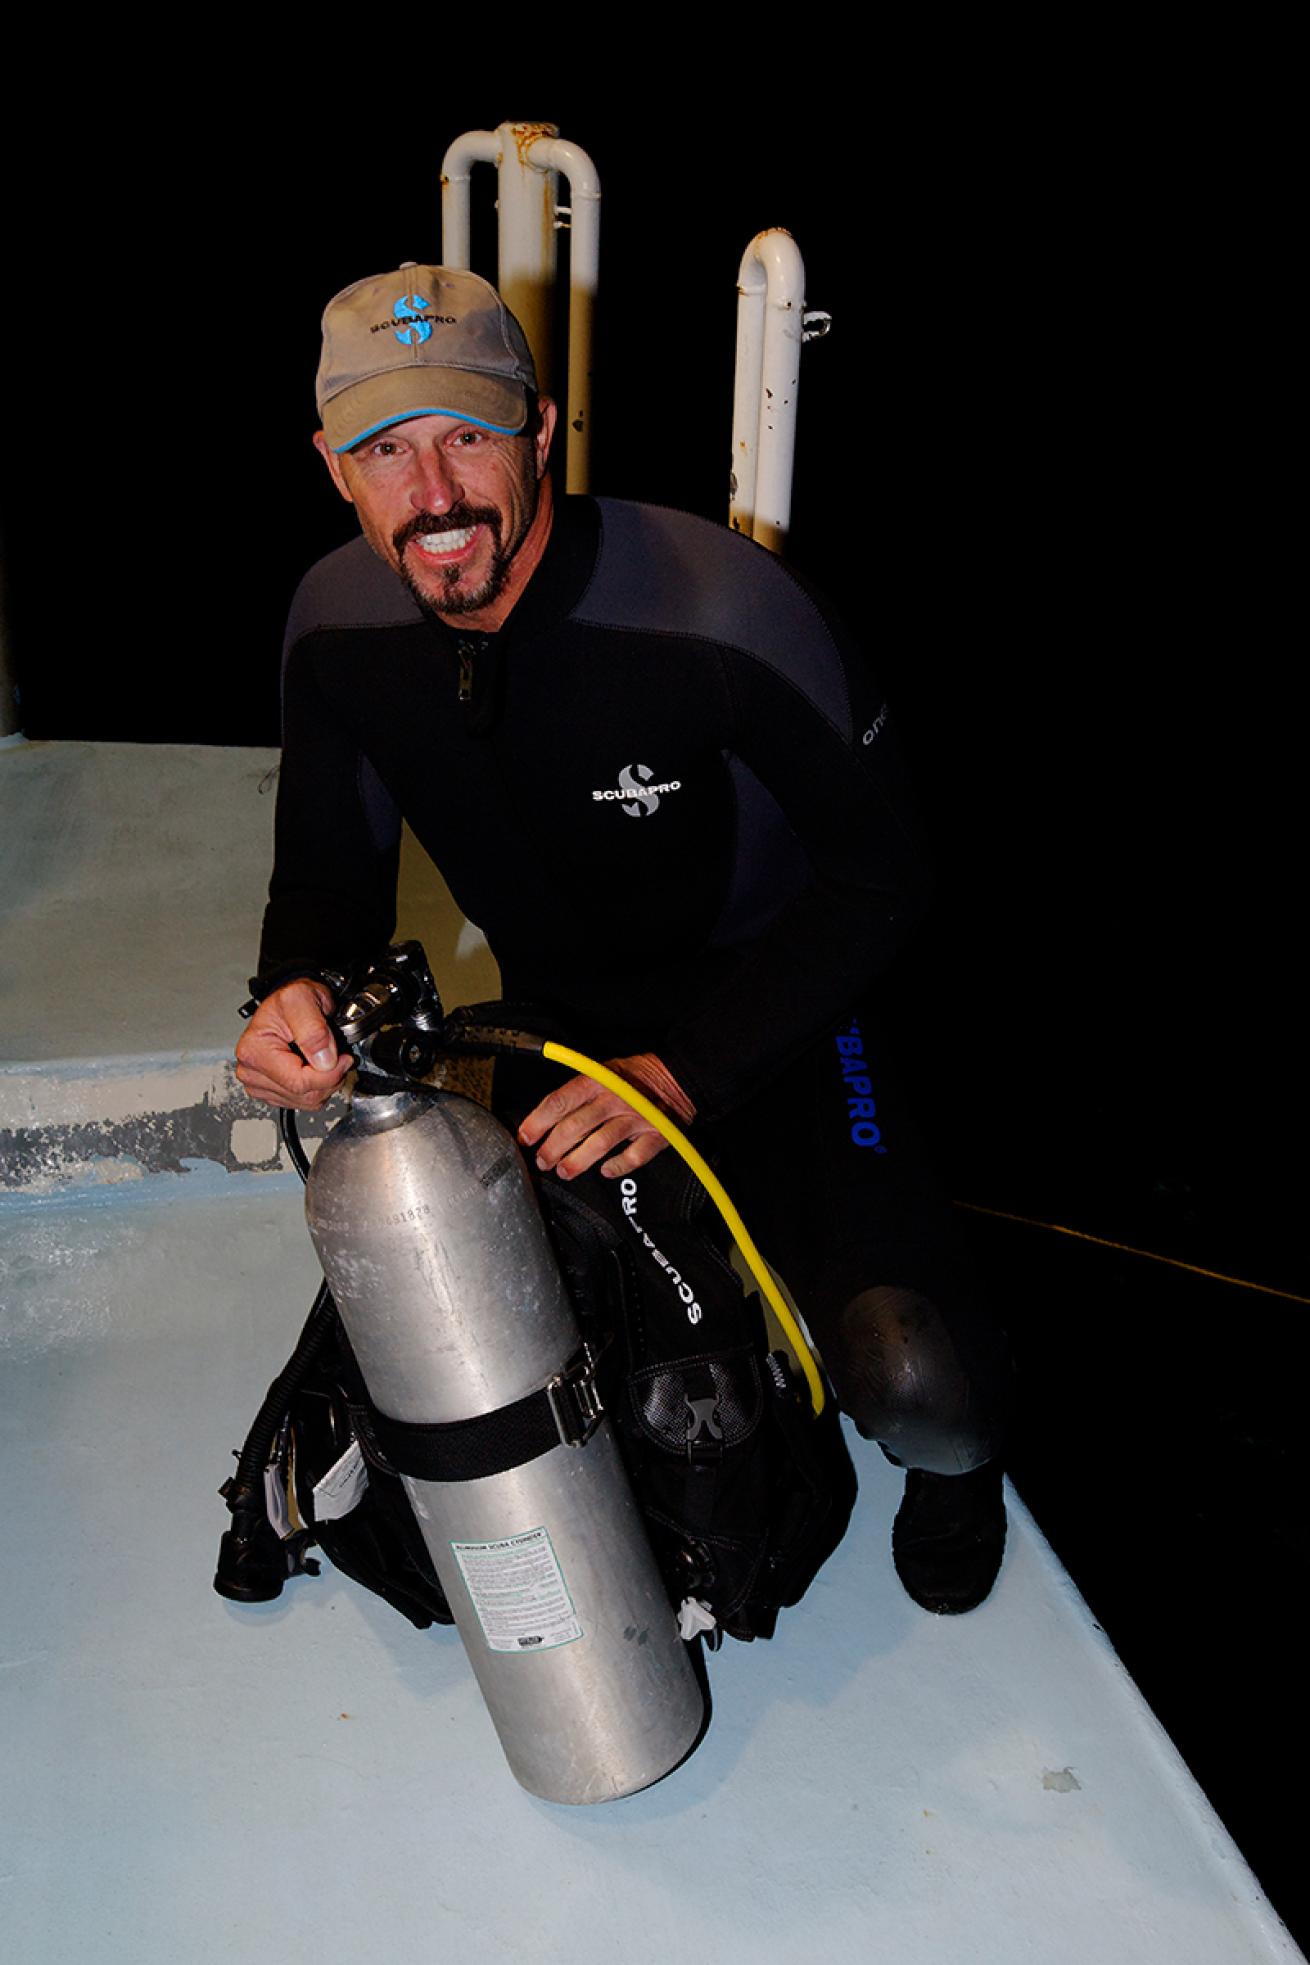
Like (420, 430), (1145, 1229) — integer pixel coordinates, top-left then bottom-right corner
(322, 368), (528, 451)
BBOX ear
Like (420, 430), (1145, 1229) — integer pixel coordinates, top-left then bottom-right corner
(313, 430), (355, 505)
(533, 397), (558, 481)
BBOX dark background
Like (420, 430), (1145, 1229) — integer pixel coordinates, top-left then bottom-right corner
(4, 71), (1303, 1940)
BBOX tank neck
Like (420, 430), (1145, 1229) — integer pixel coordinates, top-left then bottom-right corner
(348, 1085), (429, 1133)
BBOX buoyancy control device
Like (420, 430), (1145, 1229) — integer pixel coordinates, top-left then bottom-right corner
(215, 943), (856, 1802)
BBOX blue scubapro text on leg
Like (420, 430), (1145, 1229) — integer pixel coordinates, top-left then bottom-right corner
(835, 1020), (887, 1151)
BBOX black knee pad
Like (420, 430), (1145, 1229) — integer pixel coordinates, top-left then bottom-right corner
(825, 1285), (1011, 1475)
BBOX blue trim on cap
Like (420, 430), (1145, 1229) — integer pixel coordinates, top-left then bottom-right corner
(334, 407), (522, 452)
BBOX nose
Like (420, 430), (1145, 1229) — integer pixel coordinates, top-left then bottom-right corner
(410, 440), (462, 514)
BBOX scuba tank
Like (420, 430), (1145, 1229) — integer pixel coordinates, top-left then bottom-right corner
(298, 947), (705, 1804)
(218, 943), (855, 1800)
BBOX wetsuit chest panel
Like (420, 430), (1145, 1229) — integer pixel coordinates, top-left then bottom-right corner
(307, 619), (738, 985)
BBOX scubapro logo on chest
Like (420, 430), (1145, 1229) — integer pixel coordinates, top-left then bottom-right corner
(591, 762), (682, 818)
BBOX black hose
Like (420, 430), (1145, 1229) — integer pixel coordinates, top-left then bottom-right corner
(279, 1104), (313, 1183)
(214, 1107), (338, 1601)
(213, 1279), (339, 1602)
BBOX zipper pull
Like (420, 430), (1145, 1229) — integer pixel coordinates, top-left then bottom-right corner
(457, 641), (475, 705)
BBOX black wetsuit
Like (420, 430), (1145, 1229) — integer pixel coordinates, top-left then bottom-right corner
(260, 496), (1010, 1471)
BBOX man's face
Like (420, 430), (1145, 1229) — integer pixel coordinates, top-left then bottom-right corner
(315, 402), (556, 629)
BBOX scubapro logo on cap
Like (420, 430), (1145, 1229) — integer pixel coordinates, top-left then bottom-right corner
(591, 763), (683, 819)
(369, 299), (455, 340)
(393, 293), (432, 346)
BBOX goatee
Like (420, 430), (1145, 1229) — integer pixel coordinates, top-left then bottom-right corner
(394, 504), (509, 619)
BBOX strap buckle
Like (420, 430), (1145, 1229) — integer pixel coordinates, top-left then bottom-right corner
(547, 1344), (605, 1448)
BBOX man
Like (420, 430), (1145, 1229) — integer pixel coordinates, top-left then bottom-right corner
(236, 264), (1011, 1613)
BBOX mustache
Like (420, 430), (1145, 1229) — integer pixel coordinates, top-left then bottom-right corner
(393, 505), (502, 555)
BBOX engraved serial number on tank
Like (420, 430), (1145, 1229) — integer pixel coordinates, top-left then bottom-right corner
(379, 1202), (434, 1228)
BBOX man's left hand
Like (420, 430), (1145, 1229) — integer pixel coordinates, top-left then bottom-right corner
(517, 1054), (696, 1181)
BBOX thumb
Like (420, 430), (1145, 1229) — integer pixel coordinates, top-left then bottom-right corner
(284, 985), (340, 1071)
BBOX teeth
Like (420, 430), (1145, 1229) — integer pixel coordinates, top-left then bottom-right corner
(415, 526), (477, 552)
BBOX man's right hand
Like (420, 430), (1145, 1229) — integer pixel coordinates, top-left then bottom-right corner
(234, 980), (354, 1110)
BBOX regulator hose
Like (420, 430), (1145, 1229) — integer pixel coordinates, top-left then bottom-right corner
(541, 1043), (826, 1419)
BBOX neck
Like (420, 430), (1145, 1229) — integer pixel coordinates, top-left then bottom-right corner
(433, 475), (556, 634)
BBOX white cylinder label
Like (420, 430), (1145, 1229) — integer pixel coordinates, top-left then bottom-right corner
(451, 1525), (583, 1653)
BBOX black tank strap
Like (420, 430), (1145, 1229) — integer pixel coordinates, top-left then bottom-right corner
(364, 1347), (604, 1484)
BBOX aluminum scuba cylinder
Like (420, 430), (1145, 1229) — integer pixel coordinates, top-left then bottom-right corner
(304, 1076), (706, 1804)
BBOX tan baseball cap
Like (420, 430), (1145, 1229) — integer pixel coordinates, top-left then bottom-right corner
(316, 264), (537, 452)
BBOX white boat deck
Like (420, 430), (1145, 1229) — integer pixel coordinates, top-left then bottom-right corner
(0, 742), (1301, 1963)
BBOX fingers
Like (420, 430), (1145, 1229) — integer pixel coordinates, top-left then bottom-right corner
(234, 1041), (351, 1110)
(554, 1112), (668, 1180)
(595, 1127), (669, 1180)
(516, 1072), (597, 1149)
(281, 985), (341, 1072)
(234, 980), (352, 1111)
(520, 1081), (634, 1172)
(232, 1056), (351, 1110)
(517, 1075), (668, 1181)
(554, 1109), (651, 1179)
(517, 1055), (695, 1181)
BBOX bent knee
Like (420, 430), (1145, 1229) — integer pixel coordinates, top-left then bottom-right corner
(825, 1284), (1011, 1474)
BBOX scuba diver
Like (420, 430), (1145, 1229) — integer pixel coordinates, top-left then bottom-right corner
(234, 263), (1013, 1617)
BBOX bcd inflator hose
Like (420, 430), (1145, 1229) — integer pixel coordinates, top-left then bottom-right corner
(541, 1043), (826, 1418)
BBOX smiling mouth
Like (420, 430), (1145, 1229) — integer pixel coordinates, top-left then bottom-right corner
(411, 524), (481, 557)
(393, 506), (510, 616)
(396, 507), (499, 565)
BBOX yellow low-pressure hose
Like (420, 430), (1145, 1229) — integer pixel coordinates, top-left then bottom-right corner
(541, 1042), (826, 1417)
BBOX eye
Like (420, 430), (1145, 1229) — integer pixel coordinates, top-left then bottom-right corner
(452, 427), (486, 448)
(355, 435), (407, 463)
